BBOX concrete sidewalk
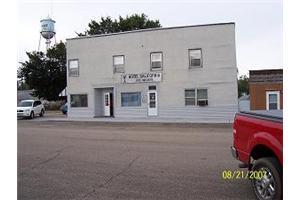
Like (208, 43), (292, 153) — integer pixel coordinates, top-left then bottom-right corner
(26, 110), (234, 124)
(37, 115), (233, 125)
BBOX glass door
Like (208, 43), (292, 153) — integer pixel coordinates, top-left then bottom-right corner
(148, 91), (158, 116)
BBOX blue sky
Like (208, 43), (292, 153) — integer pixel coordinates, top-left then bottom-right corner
(18, 0), (282, 75)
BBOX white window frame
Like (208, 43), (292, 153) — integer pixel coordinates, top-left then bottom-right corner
(150, 52), (163, 70)
(184, 89), (196, 106)
(188, 48), (203, 68)
(68, 59), (79, 77)
(266, 91), (280, 110)
(185, 88), (208, 106)
(113, 55), (125, 73)
(113, 55), (125, 66)
(196, 88), (208, 106)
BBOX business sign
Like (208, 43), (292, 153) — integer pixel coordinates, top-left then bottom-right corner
(121, 72), (162, 84)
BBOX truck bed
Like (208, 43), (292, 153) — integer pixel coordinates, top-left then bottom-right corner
(238, 110), (283, 123)
(232, 111), (283, 166)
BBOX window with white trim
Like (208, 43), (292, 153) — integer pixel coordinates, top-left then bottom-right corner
(266, 91), (280, 110)
(68, 59), (79, 76)
(197, 89), (208, 106)
(185, 88), (208, 106)
(185, 89), (196, 106)
(150, 52), (163, 70)
(188, 49), (202, 68)
(113, 55), (125, 73)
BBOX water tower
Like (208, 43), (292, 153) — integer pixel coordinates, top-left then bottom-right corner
(38, 16), (56, 51)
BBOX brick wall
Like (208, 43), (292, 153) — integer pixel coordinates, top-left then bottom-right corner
(249, 83), (283, 110)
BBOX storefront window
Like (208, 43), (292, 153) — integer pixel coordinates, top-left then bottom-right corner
(70, 94), (88, 107)
(121, 92), (141, 107)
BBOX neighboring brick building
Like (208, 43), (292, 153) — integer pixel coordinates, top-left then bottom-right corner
(249, 69), (283, 110)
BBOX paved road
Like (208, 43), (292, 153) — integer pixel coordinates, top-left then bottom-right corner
(18, 120), (255, 200)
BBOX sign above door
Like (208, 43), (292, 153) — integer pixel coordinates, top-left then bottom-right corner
(121, 72), (162, 84)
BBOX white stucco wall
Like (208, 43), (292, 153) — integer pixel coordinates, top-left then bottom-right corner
(66, 23), (238, 122)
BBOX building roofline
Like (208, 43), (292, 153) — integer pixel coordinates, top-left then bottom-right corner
(249, 69), (283, 72)
(66, 22), (235, 41)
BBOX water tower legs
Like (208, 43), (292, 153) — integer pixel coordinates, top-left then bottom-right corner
(46, 39), (51, 50)
(38, 34), (42, 52)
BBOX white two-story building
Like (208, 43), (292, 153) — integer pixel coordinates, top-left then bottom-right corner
(66, 22), (238, 123)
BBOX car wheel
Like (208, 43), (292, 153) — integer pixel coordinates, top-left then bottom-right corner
(39, 109), (44, 117)
(29, 111), (34, 119)
(251, 157), (282, 200)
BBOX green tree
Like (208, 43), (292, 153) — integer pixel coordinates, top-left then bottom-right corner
(17, 80), (30, 90)
(78, 13), (161, 36)
(18, 42), (66, 101)
(238, 75), (249, 97)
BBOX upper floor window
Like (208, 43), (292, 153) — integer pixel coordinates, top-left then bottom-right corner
(68, 59), (79, 77)
(113, 55), (125, 73)
(150, 52), (163, 70)
(188, 49), (202, 68)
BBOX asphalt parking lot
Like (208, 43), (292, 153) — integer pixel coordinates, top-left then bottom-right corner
(18, 119), (255, 200)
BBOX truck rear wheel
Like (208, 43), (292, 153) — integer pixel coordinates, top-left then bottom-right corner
(251, 157), (282, 200)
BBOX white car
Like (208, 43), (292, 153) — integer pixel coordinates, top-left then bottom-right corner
(17, 100), (45, 119)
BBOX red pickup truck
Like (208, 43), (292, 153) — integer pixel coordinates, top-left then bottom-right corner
(231, 111), (283, 200)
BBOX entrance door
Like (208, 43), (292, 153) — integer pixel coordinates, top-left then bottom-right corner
(148, 91), (158, 116)
(104, 92), (111, 116)
(109, 93), (113, 116)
